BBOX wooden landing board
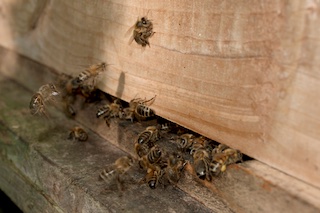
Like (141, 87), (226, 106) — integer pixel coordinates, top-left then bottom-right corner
(0, 74), (216, 213)
(0, 0), (319, 190)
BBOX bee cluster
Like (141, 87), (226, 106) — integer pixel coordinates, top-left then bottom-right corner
(28, 15), (243, 192)
(98, 119), (243, 191)
(131, 124), (243, 189)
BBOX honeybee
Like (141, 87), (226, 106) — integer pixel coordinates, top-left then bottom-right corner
(175, 134), (194, 152)
(29, 83), (59, 117)
(129, 16), (155, 47)
(29, 93), (46, 117)
(192, 148), (211, 181)
(68, 126), (88, 142)
(210, 148), (242, 177)
(137, 126), (160, 145)
(134, 142), (153, 158)
(122, 96), (156, 122)
(212, 144), (229, 155)
(99, 155), (135, 191)
(96, 99), (123, 127)
(164, 152), (187, 184)
(75, 62), (106, 86)
(142, 166), (164, 189)
(139, 145), (163, 170)
(189, 136), (208, 155)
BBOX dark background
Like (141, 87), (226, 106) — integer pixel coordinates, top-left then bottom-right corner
(0, 190), (22, 213)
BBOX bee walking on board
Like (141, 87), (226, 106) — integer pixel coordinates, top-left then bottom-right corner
(141, 166), (164, 189)
(138, 145), (163, 170)
(96, 99), (123, 127)
(129, 14), (155, 47)
(68, 126), (88, 142)
(209, 147), (242, 177)
(164, 152), (187, 185)
(137, 126), (160, 145)
(99, 156), (135, 191)
(29, 83), (59, 117)
(192, 148), (211, 181)
(122, 95), (156, 122)
(174, 133), (195, 152)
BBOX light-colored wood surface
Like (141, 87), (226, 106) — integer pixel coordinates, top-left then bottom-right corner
(0, 0), (319, 189)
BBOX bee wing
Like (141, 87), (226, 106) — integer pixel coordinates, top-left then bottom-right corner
(125, 22), (136, 45)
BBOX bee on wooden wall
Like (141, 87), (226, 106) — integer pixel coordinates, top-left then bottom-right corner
(129, 16), (155, 47)
(122, 96), (156, 122)
(68, 126), (88, 142)
(96, 99), (123, 126)
(210, 147), (242, 177)
(99, 155), (135, 191)
(29, 83), (59, 117)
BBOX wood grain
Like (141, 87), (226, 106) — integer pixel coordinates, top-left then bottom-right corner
(0, 0), (319, 189)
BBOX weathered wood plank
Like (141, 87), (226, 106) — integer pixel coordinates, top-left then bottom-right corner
(0, 0), (319, 189)
(0, 75), (216, 213)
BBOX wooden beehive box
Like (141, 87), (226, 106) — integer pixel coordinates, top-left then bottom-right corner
(0, 0), (320, 212)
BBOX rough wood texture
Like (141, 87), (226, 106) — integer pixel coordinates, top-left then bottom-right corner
(0, 74), (217, 213)
(0, 0), (319, 190)
(0, 50), (320, 213)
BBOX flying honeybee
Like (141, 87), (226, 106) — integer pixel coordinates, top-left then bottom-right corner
(210, 148), (242, 177)
(164, 152), (187, 185)
(192, 148), (211, 181)
(99, 155), (135, 191)
(96, 99), (123, 127)
(29, 83), (59, 117)
(68, 126), (88, 142)
(75, 62), (107, 86)
(129, 16), (155, 47)
(122, 96), (156, 122)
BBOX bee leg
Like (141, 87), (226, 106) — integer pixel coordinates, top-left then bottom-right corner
(67, 103), (76, 117)
(67, 131), (74, 140)
(104, 116), (110, 127)
(116, 175), (125, 192)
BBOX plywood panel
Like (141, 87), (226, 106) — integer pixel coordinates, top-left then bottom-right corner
(0, 0), (319, 188)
